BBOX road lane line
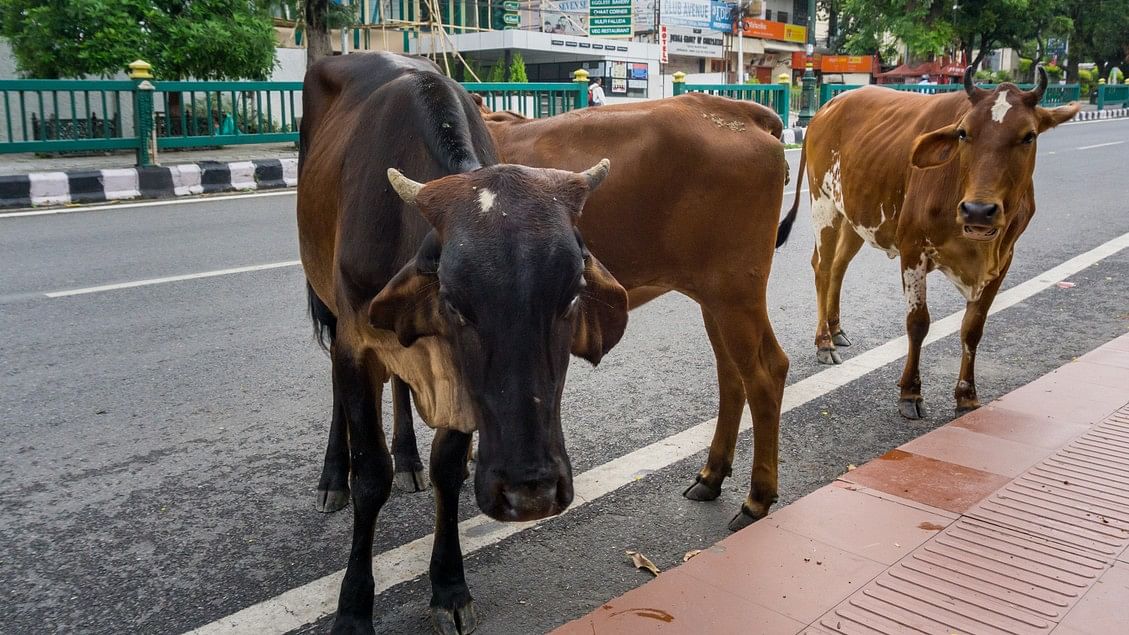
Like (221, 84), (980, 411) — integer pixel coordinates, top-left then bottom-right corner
(0, 190), (295, 219)
(1077, 141), (1125, 151)
(186, 228), (1129, 635)
(44, 261), (302, 298)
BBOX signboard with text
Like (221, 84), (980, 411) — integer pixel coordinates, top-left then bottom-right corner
(667, 26), (724, 58)
(789, 53), (875, 73)
(738, 18), (805, 43)
(590, 0), (633, 37)
(660, 25), (669, 62)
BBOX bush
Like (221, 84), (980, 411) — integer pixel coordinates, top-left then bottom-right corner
(1018, 58), (1033, 79)
(508, 52), (528, 83)
(1044, 63), (1063, 82)
(974, 69), (994, 82)
(992, 70), (1012, 83)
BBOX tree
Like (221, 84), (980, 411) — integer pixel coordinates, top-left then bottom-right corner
(0, 0), (277, 80)
(508, 52), (528, 83)
(836, 0), (1065, 70)
(303, 0), (332, 68)
(1062, 0), (1129, 80)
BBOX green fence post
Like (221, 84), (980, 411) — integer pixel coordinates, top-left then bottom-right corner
(573, 69), (589, 108)
(1097, 84), (1106, 111)
(129, 60), (157, 167)
(672, 71), (687, 96)
(777, 73), (791, 127)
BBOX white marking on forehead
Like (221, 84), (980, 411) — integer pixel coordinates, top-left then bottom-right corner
(991, 91), (1012, 123)
(477, 188), (496, 213)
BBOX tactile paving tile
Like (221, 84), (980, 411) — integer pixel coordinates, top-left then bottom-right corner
(818, 404), (1129, 634)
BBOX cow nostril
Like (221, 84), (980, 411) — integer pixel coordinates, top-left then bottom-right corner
(961, 202), (998, 221)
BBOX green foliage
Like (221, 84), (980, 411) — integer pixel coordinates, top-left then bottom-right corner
(508, 52), (528, 83)
(0, 0), (278, 80)
(993, 69), (1012, 83)
(1044, 62), (1063, 81)
(487, 59), (506, 83)
(974, 69), (994, 82)
(1064, 0), (1129, 77)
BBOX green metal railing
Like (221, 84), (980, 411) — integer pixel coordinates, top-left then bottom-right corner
(819, 82), (1081, 107)
(1, 65), (591, 165)
(1097, 84), (1129, 110)
(153, 81), (303, 148)
(462, 81), (588, 117)
(672, 76), (791, 127)
(0, 79), (137, 153)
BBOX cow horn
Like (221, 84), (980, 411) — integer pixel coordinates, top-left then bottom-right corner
(387, 168), (423, 204)
(1030, 65), (1048, 102)
(581, 158), (611, 191)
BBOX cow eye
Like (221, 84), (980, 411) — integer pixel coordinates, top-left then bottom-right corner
(1022, 131), (1036, 144)
(957, 129), (968, 141)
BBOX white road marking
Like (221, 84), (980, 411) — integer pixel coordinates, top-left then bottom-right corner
(44, 261), (302, 298)
(0, 190), (295, 219)
(1077, 141), (1125, 151)
(186, 229), (1129, 635)
(1062, 117), (1129, 127)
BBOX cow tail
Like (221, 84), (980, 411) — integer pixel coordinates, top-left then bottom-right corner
(307, 282), (337, 352)
(776, 140), (806, 248)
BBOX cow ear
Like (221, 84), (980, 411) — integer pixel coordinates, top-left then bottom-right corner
(368, 265), (442, 348)
(572, 254), (628, 365)
(1036, 103), (1080, 133)
(911, 124), (961, 169)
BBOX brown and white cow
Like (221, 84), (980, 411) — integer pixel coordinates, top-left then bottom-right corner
(298, 52), (628, 634)
(779, 67), (1078, 419)
(314, 79), (793, 541)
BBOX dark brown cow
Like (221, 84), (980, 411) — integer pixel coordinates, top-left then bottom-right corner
(297, 52), (628, 634)
(779, 67), (1078, 418)
(319, 91), (794, 542)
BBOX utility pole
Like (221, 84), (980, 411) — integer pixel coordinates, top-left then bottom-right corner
(797, 0), (816, 126)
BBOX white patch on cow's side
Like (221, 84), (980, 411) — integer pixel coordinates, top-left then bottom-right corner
(478, 188), (496, 213)
(991, 91), (1012, 123)
(812, 153), (844, 250)
(850, 203), (899, 258)
(902, 252), (928, 313)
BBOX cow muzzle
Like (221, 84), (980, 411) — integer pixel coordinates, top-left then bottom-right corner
(476, 462), (574, 522)
(959, 201), (1001, 241)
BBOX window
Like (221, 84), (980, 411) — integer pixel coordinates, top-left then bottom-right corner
(764, 9), (772, 20)
(777, 11), (788, 23)
(792, 0), (808, 25)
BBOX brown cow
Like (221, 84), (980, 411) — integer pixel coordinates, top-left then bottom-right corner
(319, 91), (794, 541)
(298, 52), (629, 634)
(778, 67), (1078, 418)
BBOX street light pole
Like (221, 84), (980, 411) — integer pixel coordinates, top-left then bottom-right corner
(797, 0), (817, 126)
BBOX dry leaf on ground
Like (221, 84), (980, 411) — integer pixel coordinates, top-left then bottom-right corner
(683, 549), (703, 562)
(626, 550), (660, 576)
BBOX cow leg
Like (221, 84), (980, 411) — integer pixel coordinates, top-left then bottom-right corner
(316, 390), (351, 513)
(331, 346), (393, 635)
(955, 259), (1011, 412)
(684, 307), (746, 502)
(428, 428), (477, 635)
(824, 227), (864, 348)
(812, 215), (847, 364)
(391, 376), (429, 492)
(708, 293), (788, 531)
(897, 252), (930, 420)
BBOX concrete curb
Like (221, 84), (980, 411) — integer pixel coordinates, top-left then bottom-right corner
(0, 158), (298, 209)
(1073, 107), (1128, 121)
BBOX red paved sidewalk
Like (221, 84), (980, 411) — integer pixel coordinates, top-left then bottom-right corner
(555, 332), (1129, 635)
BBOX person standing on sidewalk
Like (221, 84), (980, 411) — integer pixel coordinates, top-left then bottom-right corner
(589, 77), (606, 106)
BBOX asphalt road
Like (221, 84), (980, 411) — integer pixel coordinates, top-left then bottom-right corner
(2, 118), (1128, 635)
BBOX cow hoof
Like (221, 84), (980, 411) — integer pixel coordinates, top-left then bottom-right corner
(955, 402), (981, 415)
(898, 398), (927, 420)
(431, 600), (477, 635)
(330, 614), (375, 635)
(683, 476), (722, 502)
(727, 503), (766, 532)
(394, 469), (430, 493)
(816, 348), (843, 365)
(832, 331), (852, 347)
(316, 488), (350, 513)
